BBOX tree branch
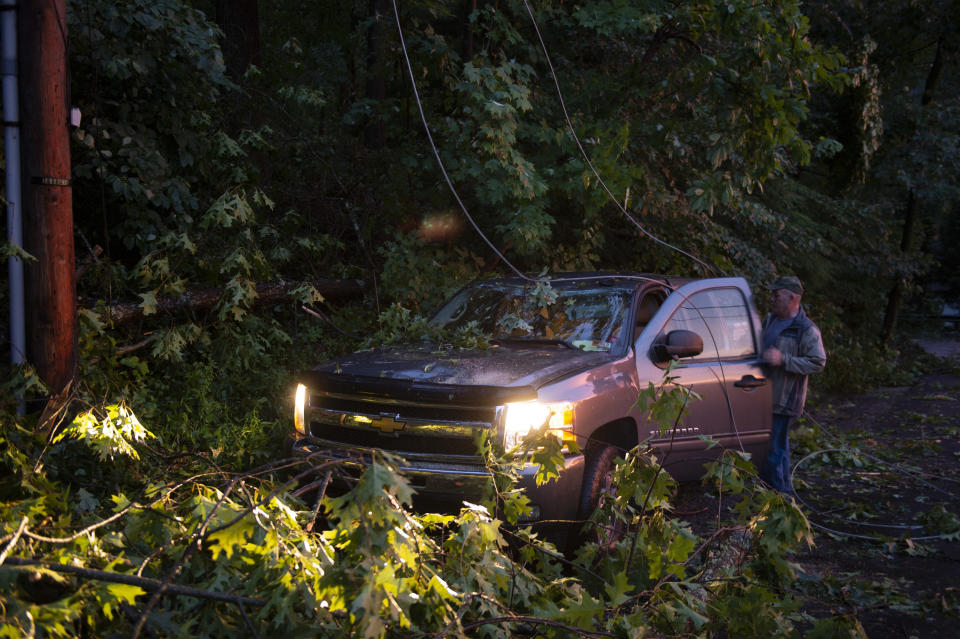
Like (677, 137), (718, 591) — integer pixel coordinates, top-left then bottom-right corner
(2, 557), (265, 607)
(455, 614), (616, 637)
(0, 517), (29, 567)
(81, 278), (363, 326)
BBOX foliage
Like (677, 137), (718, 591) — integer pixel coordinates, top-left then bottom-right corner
(387, 0), (850, 277)
(45, 0), (953, 480)
(3, 0), (960, 634)
(2, 368), (892, 639)
(69, 0), (232, 255)
(377, 233), (480, 315)
(636, 361), (702, 436)
(53, 403), (154, 462)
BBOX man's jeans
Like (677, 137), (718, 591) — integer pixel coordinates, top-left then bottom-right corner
(760, 413), (795, 494)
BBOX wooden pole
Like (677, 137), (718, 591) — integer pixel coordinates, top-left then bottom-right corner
(18, 0), (77, 395)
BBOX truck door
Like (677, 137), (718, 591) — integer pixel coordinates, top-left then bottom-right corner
(634, 279), (772, 479)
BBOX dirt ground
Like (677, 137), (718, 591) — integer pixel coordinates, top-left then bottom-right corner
(674, 338), (960, 637)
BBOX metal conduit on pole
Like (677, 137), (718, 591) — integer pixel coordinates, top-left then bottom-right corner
(2, 0), (27, 383)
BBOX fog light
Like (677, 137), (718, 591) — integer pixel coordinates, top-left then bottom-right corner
(294, 383), (307, 433)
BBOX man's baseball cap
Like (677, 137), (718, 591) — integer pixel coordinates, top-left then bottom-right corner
(765, 275), (804, 295)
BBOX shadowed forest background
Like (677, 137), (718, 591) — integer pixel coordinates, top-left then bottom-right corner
(48, 0), (960, 416)
(2, 0), (960, 636)
(11, 0), (959, 419)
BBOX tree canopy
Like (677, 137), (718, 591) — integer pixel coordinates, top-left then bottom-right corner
(2, 0), (959, 635)
(45, 0), (953, 397)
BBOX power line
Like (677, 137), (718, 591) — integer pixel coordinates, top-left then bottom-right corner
(519, 0), (722, 277)
(513, 4), (958, 543)
(391, 0), (720, 282)
(391, 0), (533, 283)
(390, 0), (755, 462)
(788, 415), (960, 542)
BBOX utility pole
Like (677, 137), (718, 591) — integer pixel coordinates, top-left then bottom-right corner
(18, 0), (76, 396)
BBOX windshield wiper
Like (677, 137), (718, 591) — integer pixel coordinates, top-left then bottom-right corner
(492, 337), (579, 350)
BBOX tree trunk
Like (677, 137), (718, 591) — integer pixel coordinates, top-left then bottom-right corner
(215, 0), (261, 82)
(881, 191), (919, 344)
(364, 0), (387, 150)
(84, 279), (364, 326)
(921, 33), (944, 108)
(879, 32), (944, 345)
(461, 0), (477, 61)
(19, 0), (77, 395)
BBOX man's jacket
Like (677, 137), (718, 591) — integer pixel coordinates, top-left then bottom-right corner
(762, 307), (826, 416)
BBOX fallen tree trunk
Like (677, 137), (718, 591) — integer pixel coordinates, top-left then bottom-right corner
(82, 278), (364, 326)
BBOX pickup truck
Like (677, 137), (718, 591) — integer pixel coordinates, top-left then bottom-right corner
(291, 273), (772, 529)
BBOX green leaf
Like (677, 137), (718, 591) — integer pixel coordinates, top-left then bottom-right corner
(427, 575), (460, 602)
(78, 308), (106, 334)
(562, 591), (605, 626)
(101, 583), (146, 620)
(54, 403), (154, 461)
(207, 512), (256, 560)
(138, 289), (158, 315)
(604, 570), (633, 606)
(0, 241), (37, 262)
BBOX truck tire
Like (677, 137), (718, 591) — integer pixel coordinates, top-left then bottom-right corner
(578, 444), (624, 547)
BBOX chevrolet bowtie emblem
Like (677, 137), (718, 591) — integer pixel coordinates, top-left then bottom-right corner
(370, 413), (406, 434)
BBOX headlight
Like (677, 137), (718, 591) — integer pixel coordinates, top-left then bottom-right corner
(502, 400), (574, 449)
(294, 384), (307, 433)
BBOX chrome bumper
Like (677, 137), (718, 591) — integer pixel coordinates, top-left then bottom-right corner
(289, 436), (585, 522)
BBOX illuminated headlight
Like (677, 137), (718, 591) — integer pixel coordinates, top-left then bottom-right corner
(294, 384), (307, 434)
(502, 401), (574, 450)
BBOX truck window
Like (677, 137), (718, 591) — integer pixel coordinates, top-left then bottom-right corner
(662, 288), (755, 360)
(431, 282), (633, 352)
(634, 292), (664, 338)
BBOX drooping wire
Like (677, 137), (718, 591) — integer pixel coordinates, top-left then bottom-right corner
(391, 0), (534, 283)
(786, 412), (960, 542)
(389, 0), (750, 464)
(392, 0), (720, 282)
(801, 410), (960, 492)
(519, 0), (722, 277)
(790, 448), (924, 531)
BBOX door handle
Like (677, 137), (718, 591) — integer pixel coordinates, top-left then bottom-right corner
(734, 375), (767, 389)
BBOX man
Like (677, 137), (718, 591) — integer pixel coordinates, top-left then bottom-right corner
(759, 275), (826, 495)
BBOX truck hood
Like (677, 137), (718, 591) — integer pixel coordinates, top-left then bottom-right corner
(311, 342), (613, 389)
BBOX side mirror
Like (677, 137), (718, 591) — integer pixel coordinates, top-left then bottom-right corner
(652, 329), (704, 363)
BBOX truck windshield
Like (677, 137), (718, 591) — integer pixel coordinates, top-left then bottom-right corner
(431, 282), (632, 352)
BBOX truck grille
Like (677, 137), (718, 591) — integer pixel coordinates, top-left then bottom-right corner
(306, 392), (500, 459)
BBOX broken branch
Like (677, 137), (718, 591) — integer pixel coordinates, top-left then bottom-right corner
(82, 278), (364, 326)
(3, 557), (265, 607)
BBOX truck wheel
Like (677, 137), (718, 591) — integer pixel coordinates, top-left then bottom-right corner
(578, 444), (624, 548)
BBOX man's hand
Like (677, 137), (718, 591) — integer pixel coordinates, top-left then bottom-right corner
(763, 346), (783, 366)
